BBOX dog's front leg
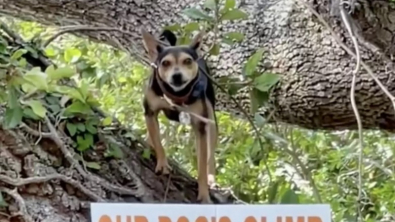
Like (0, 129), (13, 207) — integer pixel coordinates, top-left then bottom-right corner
(205, 100), (217, 188)
(143, 100), (171, 175)
(193, 121), (212, 204)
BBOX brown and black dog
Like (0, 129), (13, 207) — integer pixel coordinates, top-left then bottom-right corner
(141, 28), (218, 204)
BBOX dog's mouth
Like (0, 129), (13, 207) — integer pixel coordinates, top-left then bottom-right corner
(171, 79), (187, 87)
(169, 73), (188, 89)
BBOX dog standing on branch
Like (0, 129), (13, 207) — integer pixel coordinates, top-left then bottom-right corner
(141, 28), (218, 204)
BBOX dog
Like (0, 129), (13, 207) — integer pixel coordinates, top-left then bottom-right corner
(141, 28), (218, 204)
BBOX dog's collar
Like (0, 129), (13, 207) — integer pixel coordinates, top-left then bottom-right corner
(151, 62), (201, 105)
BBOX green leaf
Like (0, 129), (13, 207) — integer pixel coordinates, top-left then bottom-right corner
(163, 24), (182, 32)
(142, 148), (151, 159)
(184, 22), (200, 33)
(23, 67), (48, 91)
(86, 122), (97, 134)
(254, 113), (266, 127)
(66, 123), (77, 136)
(209, 44), (220, 56)
(85, 161), (101, 170)
(102, 116), (113, 126)
(23, 107), (40, 120)
(48, 104), (61, 114)
(76, 134), (93, 151)
(10, 49), (27, 61)
(182, 8), (213, 21)
(84, 133), (94, 147)
(18, 57), (28, 68)
(0, 192), (8, 207)
(3, 107), (23, 129)
(253, 73), (280, 92)
(25, 45), (38, 59)
(267, 180), (280, 204)
(250, 88), (268, 114)
(46, 65), (75, 80)
(64, 47), (82, 63)
(64, 101), (92, 115)
(21, 83), (37, 94)
(65, 88), (85, 103)
(280, 188), (299, 204)
(77, 79), (90, 101)
(44, 47), (56, 57)
(222, 38), (235, 45)
(25, 100), (47, 118)
(223, 32), (244, 42)
(204, 0), (216, 10)
(224, 0), (236, 10)
(76, 123), (86, 132)
(220, 9), (248, 21)
(77, 136), (90, 151)
(243, 48), (264, 77)
(177, 36), (192, 45)
(105, 143), (123, 159)
(7, 86), (19, 109)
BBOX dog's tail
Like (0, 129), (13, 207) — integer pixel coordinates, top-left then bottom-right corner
(159, 29), (177, 46)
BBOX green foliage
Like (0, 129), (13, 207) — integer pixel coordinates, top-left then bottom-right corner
(2, 16), (395, 222)
(182, 8), (213, 21)
(220, 9), (248, 21)
(174, 0), (248, 52)
(243, 49), (264, 77)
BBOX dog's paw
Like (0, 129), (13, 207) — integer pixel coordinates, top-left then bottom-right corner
(208, 174), (217, 188)
(209, 182), (220, 190)
(197, 193), (213, 204)
(155, 159), (172, 175)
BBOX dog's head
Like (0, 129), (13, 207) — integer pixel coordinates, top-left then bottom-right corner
(141, 28), (204, 92)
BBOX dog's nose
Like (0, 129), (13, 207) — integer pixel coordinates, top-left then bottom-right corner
(171, 73), (183, 86)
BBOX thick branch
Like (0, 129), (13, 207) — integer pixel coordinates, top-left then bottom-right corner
(2, 0), (395, 131)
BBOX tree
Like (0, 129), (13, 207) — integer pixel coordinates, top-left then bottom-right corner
(0, 20), (243, 221)
(1, 0), (395, 131)
(1, 1), (395, 222)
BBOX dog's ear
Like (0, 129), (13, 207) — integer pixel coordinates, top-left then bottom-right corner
(160, 30), (177, 46)
(189, 30), (205, 52)
(141, 28), (163, 62)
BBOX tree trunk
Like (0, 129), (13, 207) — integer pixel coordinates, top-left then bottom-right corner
(1, 0), (394, 131)
(0, 27), (240, 222)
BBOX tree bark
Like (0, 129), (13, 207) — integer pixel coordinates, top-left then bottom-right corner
(0, 28), (240, 222)
(1, 0), (395, 131)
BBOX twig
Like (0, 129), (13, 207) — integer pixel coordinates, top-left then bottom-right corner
(0, 174), (104, 202)
(163, 174), (172, 203)
(0, 187), (33, 222)
(203, 0), (220, 58)
(198, 66), (273, 181)
(295, 0), (395, 114)
(339, 1), (363, 221)
(44, 116), (141, 196)
(162, 95), (215, 125)
(191, 1), (273, 182)
(0, 21), (23, 43)
(43, 25), (160, 70)
(43, 26), (136, 48)
(102, 32), (151, 68)
(289, 130), (322, 203)
(20, 122), (52, 138)
(0, 21), (51, 67)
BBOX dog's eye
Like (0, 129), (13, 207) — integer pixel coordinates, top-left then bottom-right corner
(161, 60), (171, 67)
(183, 58), (193, 65)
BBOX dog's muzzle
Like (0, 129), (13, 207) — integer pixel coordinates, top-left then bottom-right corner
(171, 73), (185, 86)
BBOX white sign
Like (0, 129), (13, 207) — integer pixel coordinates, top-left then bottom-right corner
(91, 203), (331, 222)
